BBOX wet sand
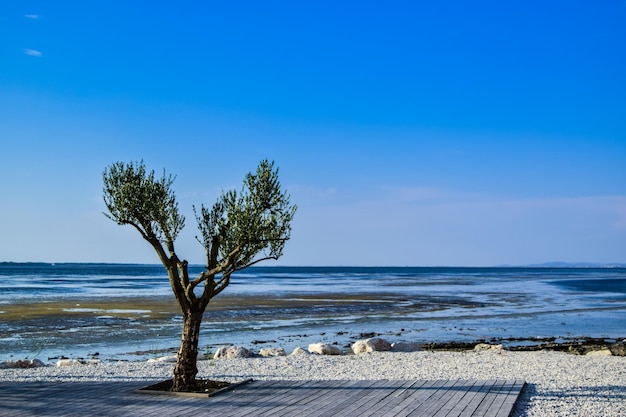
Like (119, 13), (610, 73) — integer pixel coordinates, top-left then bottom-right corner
(2, 293), (624, 362)
(2, 293), (437, 360)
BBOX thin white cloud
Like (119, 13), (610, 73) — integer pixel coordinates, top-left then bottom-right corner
(289, 184), (340, 205)
(24, 14), (39, 19)
(296, 191), (626, 266)
(382, 187), (626, 220)
(487, 195), (626, 226)
(380, 186), (472, 203)
(24, 49), (42, 57)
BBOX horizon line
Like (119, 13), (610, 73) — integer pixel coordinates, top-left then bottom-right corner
(2, 261), (625, 268)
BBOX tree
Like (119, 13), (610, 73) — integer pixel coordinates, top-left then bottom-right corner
(102, 159), (296, 392)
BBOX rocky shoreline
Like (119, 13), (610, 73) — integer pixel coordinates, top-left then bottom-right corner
(2, 335), (624, 370)
(421, 336), (626, 355)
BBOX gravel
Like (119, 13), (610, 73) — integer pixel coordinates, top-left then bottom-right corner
(1, 350), (625, 416)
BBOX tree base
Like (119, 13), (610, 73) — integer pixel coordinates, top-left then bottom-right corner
(136, 378), (253, 397)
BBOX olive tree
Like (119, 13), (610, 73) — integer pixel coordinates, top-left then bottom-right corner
(102, 159), (296, 392)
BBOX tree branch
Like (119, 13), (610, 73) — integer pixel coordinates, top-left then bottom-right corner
(188, 244), (242, 292)
(141, 235), (191, 312)
(235, 255), (279, 271)
(212, 272), (232, 297)
(127, 221), (150, 242)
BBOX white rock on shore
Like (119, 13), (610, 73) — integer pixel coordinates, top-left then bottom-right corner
(146, 355), (177, 363)
(56, 359), (83, 367)
(214, 346), (256, 359)
(308, 343), (342, 355)
(585, 349), (612, 356)
(0, 359), (46, 369)
(260, 347), (286, 357)
(290, 347), (309, 356)
(473, 343), (504, 352)
(352, 337), (392, 354)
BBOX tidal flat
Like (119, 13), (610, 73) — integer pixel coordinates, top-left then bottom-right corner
(1, 292), (467, 360)
(2, 265), (625, 361)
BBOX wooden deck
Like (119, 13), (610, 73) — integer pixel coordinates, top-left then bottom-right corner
(0, 379), (526, 416)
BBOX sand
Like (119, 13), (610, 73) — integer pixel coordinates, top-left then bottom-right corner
(1, 349), (625, 416)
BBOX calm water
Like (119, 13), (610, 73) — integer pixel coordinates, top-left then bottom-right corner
(1, 263), (625, 361)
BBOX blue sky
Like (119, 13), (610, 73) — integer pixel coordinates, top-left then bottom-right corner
(1, 1), (625, 266)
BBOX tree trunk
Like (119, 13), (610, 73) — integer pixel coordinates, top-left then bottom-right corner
(172, 310), (203, 391)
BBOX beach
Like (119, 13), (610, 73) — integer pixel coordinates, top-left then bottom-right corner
(2, 265), (625, 415)
(2, 265), (626, 362)
(1, 349), (625, 416)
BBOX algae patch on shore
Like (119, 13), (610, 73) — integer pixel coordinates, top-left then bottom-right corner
(0, 298), (180, 321)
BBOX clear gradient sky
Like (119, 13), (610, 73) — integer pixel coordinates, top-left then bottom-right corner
(1, 1), (625, 266)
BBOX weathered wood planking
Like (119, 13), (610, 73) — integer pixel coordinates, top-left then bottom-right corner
(0, 379), (526, 416)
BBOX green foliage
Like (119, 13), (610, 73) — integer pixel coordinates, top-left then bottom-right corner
(102, 161), (185, 245)
(194, 160), (297, 271)
(102, 158), (296, 294)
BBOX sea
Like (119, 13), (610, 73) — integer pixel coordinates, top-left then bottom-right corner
(1, 263), (625, 362)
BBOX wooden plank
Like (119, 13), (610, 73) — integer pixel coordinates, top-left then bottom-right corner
(457, 379), (496, 417)
(430, 379), (484, 417)
(212, 380), (299, 417)
(379, 379), (444, 417)
(312, 380), (401, 417)
(470, 379), (509, 417)
(495, 380), (526, 417)
(0, 379), (526, 417)
(254, 380), (319, 417)
(360, 380), (430, 417)
(300, 379), (381, 417)
(293, 380), (383, 417)
(483, 380), (516, 417)
(271, 380), (352, 417)
(405, 379), (466, 417)
(439, 379), (489, 417)
(419, 379), (469, 417)
(483, 380), (526, 417)
(288, 380), (359, 417)
(251, 380), (341, 417)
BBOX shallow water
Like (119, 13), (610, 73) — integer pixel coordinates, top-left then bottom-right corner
(1, 264), (625, 361)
